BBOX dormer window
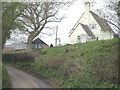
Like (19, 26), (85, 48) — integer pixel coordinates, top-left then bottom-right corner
(89, 24), (97, 29)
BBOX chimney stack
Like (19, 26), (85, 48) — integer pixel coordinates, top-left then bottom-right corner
(85, 2), (91, 12)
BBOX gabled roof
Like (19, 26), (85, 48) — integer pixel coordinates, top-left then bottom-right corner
(69, 23), (96, 38)
(69, 10), (114, 37)
(80, 23), (96, 38)
(69, 12), (85, 34)
(32, 38), (48, 46)
(90, 11), (114, 33)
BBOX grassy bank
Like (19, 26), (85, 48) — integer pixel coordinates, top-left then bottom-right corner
(2, 65), (11, 88)
(5, 38), (119, 88)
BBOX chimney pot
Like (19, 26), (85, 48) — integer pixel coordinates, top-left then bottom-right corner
(85, 2), (91, 12)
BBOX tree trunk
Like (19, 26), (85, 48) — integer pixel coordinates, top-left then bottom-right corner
(27, 31), (40, 49)
(27, 36), (33, 49)
(27, 32), (36, 49)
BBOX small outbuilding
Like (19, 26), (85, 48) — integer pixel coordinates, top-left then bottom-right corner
(32, 38), (49, 49)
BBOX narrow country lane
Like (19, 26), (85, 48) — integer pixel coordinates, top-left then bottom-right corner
(5, 66), (54, 88)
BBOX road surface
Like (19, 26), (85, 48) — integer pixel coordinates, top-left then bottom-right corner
(5, 66), (54, 88)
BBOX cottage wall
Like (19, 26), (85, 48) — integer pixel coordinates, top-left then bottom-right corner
(69, 25), (89, 44)
(100, 30), (114, 40)
(33, 43), (49, 49)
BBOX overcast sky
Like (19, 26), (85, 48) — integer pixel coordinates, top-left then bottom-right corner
(39, 0), (106, 46)
(6, 0), (112, 46)
(39, 0), (84, 46)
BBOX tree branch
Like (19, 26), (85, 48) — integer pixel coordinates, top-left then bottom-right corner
(108, 20), (120, 30)
(17, 19), (34, 30)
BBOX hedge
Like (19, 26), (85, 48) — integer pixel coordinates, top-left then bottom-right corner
(2, 52), (35, 63)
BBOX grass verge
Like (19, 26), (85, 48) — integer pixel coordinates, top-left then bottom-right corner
(2, 65), (11, 88)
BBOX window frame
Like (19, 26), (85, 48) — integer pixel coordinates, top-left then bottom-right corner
(89, 24), (97, 29)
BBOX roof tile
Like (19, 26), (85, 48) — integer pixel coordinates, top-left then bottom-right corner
(80, 23), (96, 38)
(90, 11), (113, 32)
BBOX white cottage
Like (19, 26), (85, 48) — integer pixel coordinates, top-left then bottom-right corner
(69, 2), (114, 44)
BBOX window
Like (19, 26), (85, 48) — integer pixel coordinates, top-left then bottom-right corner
(77, 35), (81, 43)
(35, 44), (37, 48)
(88, 37), (92, 41)
(89, 24), (97, 29)
(38, 44), (41, 48)
(77, 35), (80, 40)
(96, 37), (98, 40)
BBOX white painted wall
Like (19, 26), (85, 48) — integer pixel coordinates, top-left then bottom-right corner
(79, 34), (89, 43)
(100, 30), (114, 40)
(69, 24), (89, 44)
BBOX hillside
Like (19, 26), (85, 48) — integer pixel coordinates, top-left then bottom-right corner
(2, 65), (11, 88)
(4, 38), (119, 88)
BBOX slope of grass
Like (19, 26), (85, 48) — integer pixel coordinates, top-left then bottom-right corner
(2, 65), (11, 88)
(6, 38), (119, 88)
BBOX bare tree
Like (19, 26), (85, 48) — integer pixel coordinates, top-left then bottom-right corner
(94, 0), (120, 33)
(17, 2), (71, 49)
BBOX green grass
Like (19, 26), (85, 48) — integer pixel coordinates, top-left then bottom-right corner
(2, 65), (11, 88)
(5, 38), (119, 88)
